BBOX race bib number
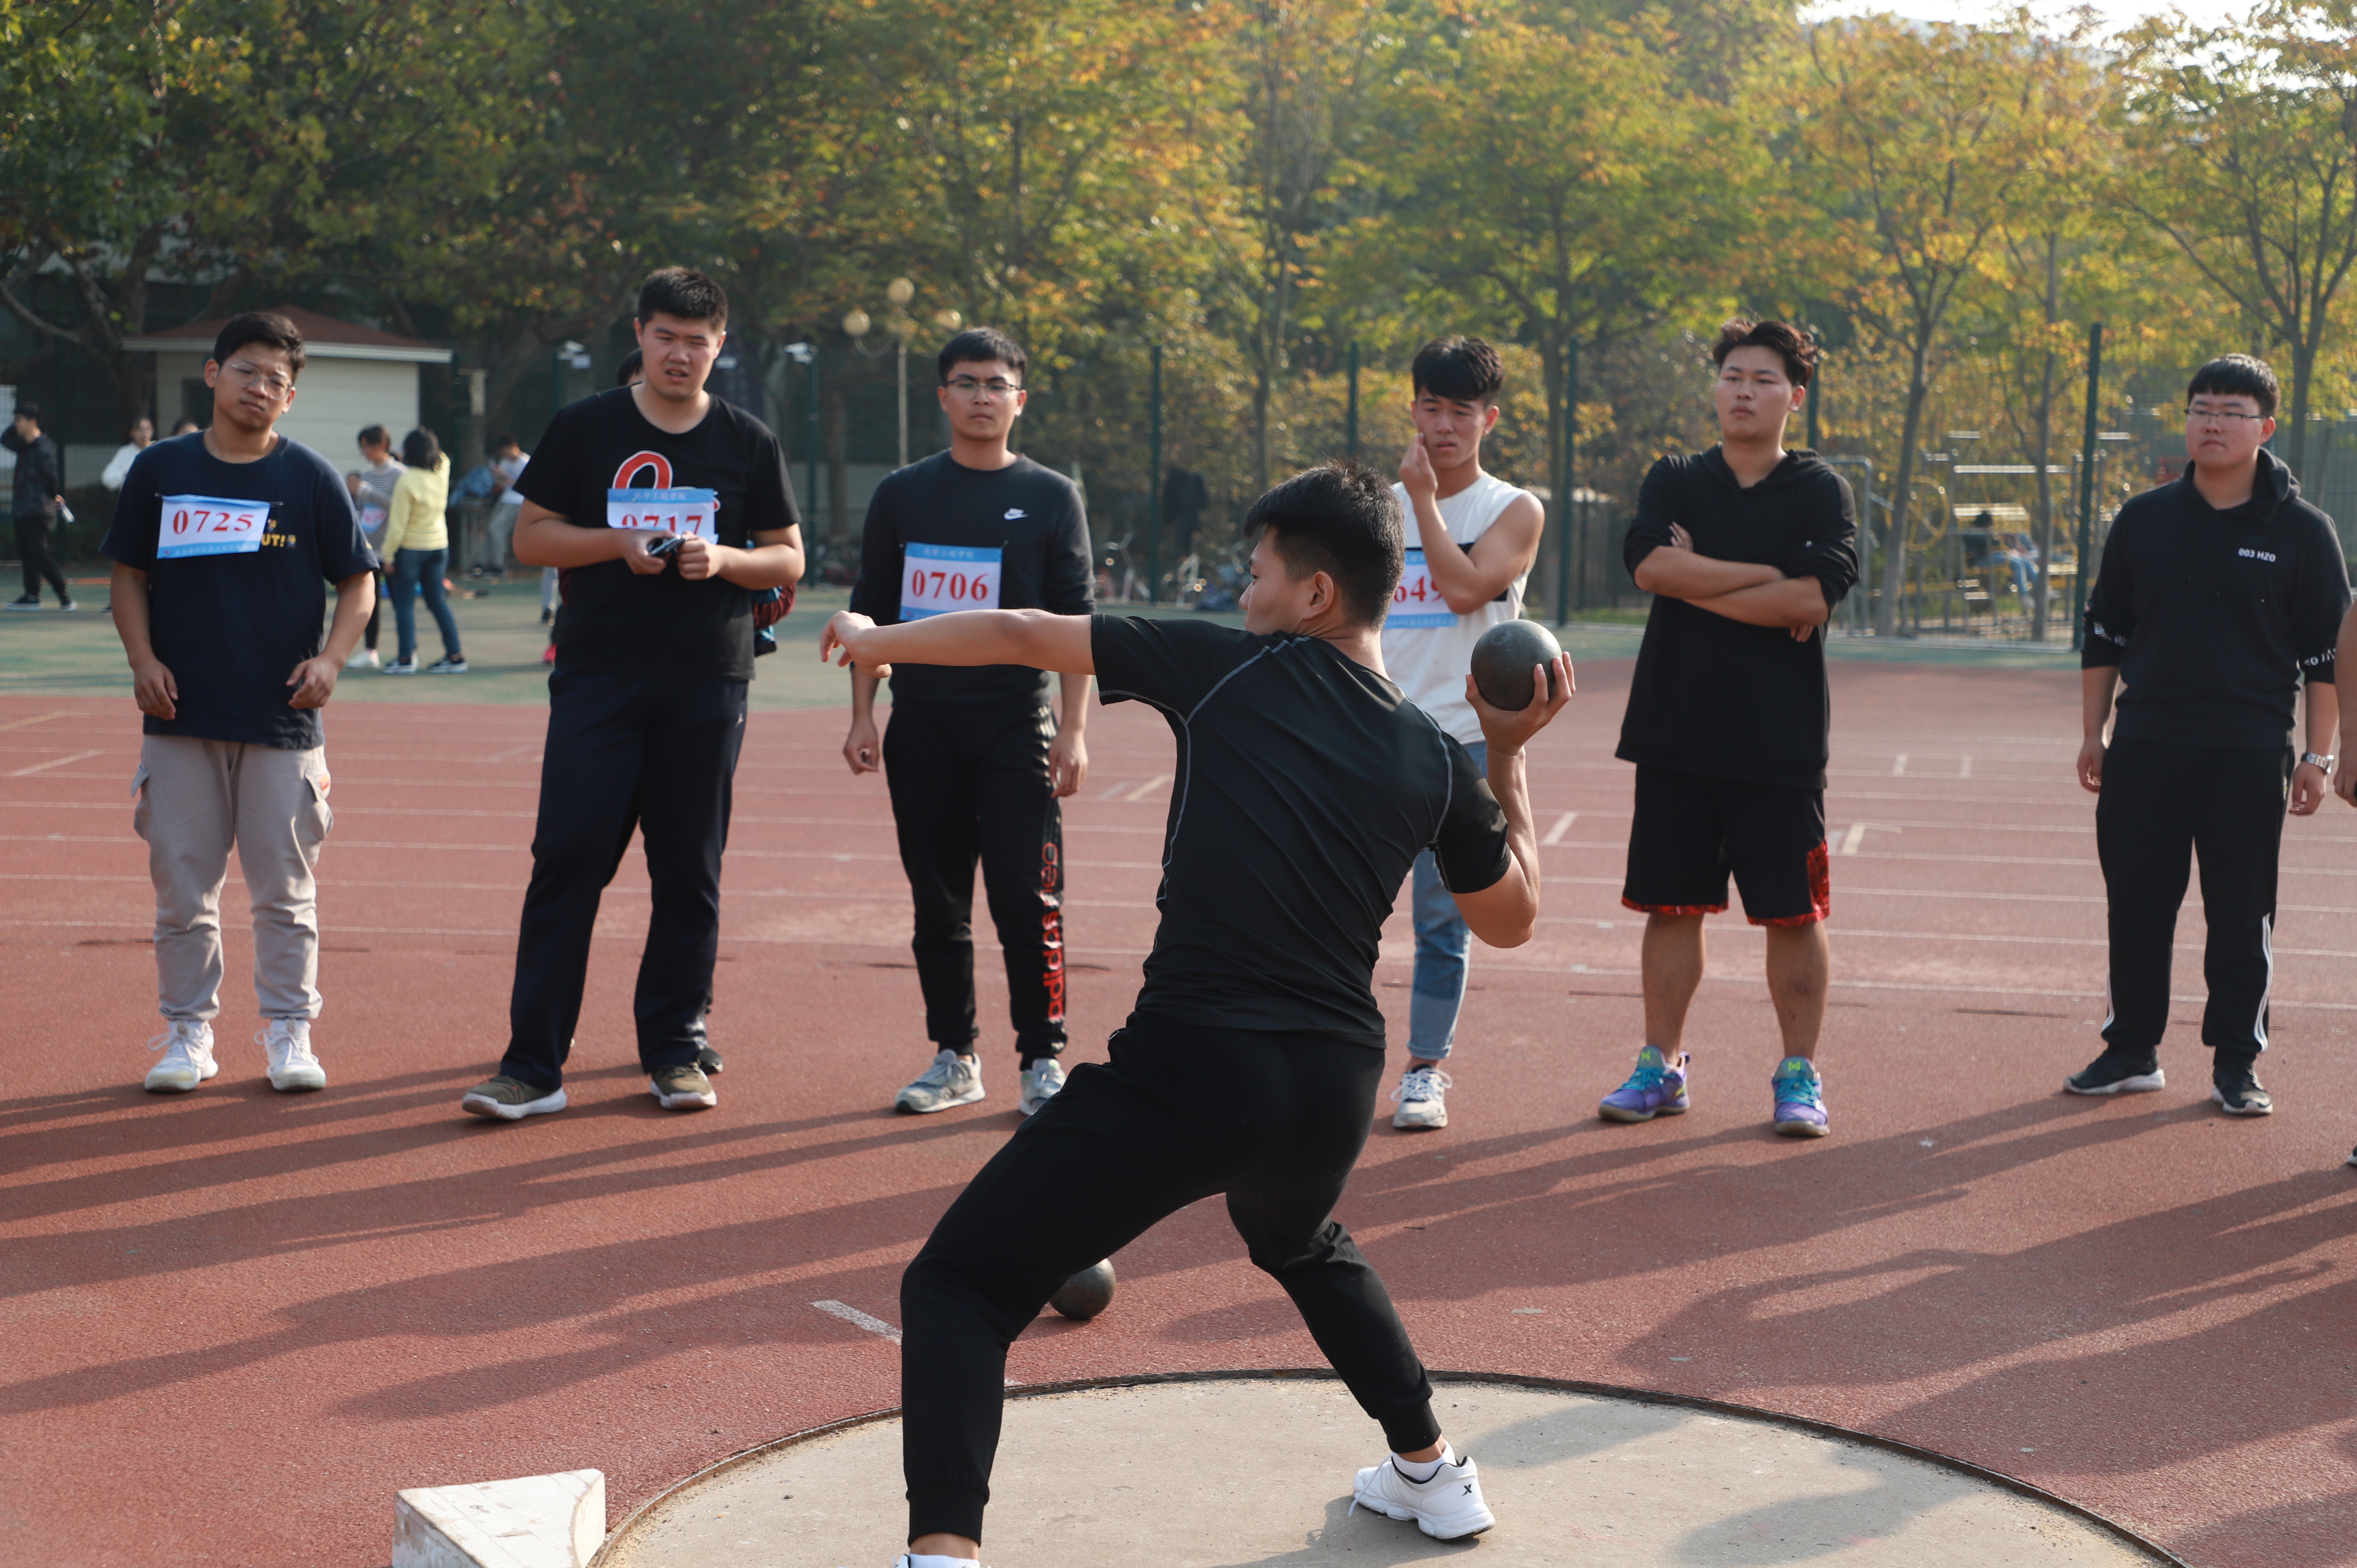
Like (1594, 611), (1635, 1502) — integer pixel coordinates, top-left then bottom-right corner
(358, 504), (388, 535)
(1389, 548), (1455, 628)
(607, 487), (718, 542)
(901, 542), (1002, 619)
(159, 495), (269, 559)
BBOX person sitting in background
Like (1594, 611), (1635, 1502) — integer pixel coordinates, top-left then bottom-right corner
(378, 428), (467, 675)
(344, 426), (403, 670)
(101, 418), (155, 492)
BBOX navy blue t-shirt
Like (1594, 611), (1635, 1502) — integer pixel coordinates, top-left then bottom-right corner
(101, 431), (376, 750)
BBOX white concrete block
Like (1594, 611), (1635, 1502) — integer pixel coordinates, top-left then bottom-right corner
(393, 1468), (605, 1568)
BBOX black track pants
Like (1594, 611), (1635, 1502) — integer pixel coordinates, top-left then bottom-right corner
(16, 518), (66, 600)
(501, 671), (747, 1089)
(899, 1015), (1437, 1544)
(882, 700), (1067, 1061)
(2096, 738), (2291, 1056)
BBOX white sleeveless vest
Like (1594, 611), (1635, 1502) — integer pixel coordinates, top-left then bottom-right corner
(1381, 471), (1533, 745)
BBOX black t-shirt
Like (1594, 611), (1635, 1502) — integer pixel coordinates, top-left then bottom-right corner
(2083, 450), (2348, 748)
(1617, 448), (1858, 790)
(1093, 616), (1513, 1046)
(101, 431), (375, 751)
(849, 451), (1094, 707)
(520, 388), (800, 682)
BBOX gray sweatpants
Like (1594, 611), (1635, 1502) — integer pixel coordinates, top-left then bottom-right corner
(133, 736), (334, 1023)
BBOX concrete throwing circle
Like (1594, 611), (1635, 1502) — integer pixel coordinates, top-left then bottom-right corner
(595, 1374), (2172, 1567)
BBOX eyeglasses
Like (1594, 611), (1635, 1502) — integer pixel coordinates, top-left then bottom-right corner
(2186, 406), (2266, 426)
(944, 377), (1021, 400)
(222, 360), (294, 397)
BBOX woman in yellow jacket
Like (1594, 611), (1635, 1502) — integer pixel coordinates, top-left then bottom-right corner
(379, 427), (467, 674)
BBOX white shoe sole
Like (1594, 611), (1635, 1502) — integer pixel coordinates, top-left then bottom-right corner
(2210, 1085), (2273, 1116)
(462, 1085), (569, 1120)
(1392, 1104), (1448, 1130)
(2065, 1070), (2164, 1095)
(897, 1085), (985, 1114)
(1351, 1483), (1495, 1541)
(269, 1065), (327, 1092)
(651, 1079), (717, 1110)
(144, 1060), (219, 1093)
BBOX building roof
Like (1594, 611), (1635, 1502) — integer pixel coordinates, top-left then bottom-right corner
(122, 305), (452, 365)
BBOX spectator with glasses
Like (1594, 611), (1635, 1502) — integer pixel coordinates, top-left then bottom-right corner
(845, 327), (1095, 1120)
(2073, 354), (2348, 1117)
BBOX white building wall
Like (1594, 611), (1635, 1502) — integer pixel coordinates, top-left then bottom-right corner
(156, 352), (422, 471)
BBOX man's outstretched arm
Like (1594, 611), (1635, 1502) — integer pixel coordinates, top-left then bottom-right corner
(823, 608), (1094, 677)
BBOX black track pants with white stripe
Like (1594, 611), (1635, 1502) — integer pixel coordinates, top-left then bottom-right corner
(2095, 738), (2292, 1056)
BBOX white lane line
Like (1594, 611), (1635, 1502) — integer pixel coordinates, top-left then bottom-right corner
(1542, 811), (1577, 846)
(1891, 754), (1908, 776)
(812, 1299), (901, 1343)
(1959, 755), (1972, 778)
(1122, 774), (1174, 803)
(1839, 823), (1867, 855)
(6, 750), (101, 777)
(0, 711), (73, 732)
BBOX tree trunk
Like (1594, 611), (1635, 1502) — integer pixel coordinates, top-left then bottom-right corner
(2285, 336), (2315, 483)
(1537, 336), (1564, 621)
(1875, 332), (1935, 639)
(2030, 237), (2060, 642)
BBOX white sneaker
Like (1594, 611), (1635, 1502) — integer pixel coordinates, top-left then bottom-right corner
(1018, 1058), (1066, 1116)
(259, 1018), (326, 1092)
(344, 647), (380, 668)
(384, 658), (419, 675)
(1352, 1447), (1495, 1541)
(895, 1049), (985, 1114)
(1390, 1066), (1452, 1130)
(143, 1020), (218, 1093)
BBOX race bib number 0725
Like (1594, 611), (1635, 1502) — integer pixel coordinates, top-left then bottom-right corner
(607, 487), (718, 542)
(1389, 548), (1455, 628)
(901, 542), (1002, 619)
(158, 495), (270, 559)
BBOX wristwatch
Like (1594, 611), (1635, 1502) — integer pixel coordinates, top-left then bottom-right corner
(2300, 752), (2334, 770)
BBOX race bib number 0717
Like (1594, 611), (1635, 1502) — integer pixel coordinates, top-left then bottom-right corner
(901, 542), (1002, 619)
(158, 495), (270, 559)
(1389, 548), (1455, 628)
(607, 487), (718, 542)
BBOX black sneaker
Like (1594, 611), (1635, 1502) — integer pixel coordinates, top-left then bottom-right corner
(649, 1063), (716, 1111)
(2065, 1048), (2164, 1096)
(695, 1044), (724, 1075)
(56, 595), (75, 611)
(5, 594), (40, 610)
(2210, 1058), (2273, 1116)
(424, 655), (469, 674)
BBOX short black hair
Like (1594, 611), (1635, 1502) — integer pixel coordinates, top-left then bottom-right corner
(12, 401), (39, 424)
(400, 427), (441, 469)
(1411, 336), (1505, 404)
(2187, 354), (2278, 419)
(615, 350), (643, 387)
(358, 424), (390, 449)
(637, 267), (727, 329)
(1711, 319), (1816, 387)
(938, 326), (1026, 386)
(210, 311), (307, 378)
(1244, 461), (1403, 628)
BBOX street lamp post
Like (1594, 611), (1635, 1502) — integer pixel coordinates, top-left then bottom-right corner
(845, 279), (930, 471)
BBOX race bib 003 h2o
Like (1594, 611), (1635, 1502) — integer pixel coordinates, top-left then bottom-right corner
(901, 542), (1002, 619)
(158, 495), (270, 559)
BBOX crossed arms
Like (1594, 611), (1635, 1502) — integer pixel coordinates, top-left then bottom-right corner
(1631, 523), (1828, 634)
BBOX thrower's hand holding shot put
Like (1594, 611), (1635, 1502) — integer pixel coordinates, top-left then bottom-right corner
(820, 462), (1569, 1561)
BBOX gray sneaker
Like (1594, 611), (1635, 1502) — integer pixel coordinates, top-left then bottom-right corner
(461, 1074), (568, 1120)
(1018, 1058), (1066, 1116)
(1390, 1066), (1452, 1130)
(896, 1049), (985, 1114)
(649, 1063), (717, 1110)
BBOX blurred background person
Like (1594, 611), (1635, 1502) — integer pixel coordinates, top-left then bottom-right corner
(345, 425), (402, 668)
(378, 427), (466, 674)
(480, 433), (529, 577)
(101, 417), (155, 492)
(3, 401), (70, 610)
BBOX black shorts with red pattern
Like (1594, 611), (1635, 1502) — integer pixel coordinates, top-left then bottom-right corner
(1620, 765), (1830, 927)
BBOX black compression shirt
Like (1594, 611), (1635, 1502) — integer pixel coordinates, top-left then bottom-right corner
(520, 387), (799, 683)
(849, 451), (1094, 707)
(1093, 616), (1513, 1046)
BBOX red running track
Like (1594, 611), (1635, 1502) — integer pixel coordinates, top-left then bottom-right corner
(3, 663), (2354, 1567)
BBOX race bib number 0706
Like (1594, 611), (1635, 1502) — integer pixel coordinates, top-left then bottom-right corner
(901, 542), (1002, 619)
(1389, 548), (1454, 628)
(607, 487), (718, 542)
(159, 495), (270, 559)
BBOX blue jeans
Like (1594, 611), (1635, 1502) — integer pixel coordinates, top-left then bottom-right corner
(1406, 738), (1483, 1062)
(390, 547), (461, 664)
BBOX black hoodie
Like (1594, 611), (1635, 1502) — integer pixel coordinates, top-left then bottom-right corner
(1616, 448), (1859, 789)
(2082, 447), (2348, 749)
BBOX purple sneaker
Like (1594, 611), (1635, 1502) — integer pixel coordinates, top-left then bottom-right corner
(1599, 1046), (1691, 1123)
(1772, 1056), (1828, 1137)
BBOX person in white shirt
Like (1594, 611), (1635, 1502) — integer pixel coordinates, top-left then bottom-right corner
(479, 433), (529, 576)
(1382, 336), (1545, 1130)
(100, 417), (155, 491)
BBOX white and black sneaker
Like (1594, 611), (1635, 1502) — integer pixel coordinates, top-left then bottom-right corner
(1351, 1445), (1495, 1541)
(1390, 1066), (1452, 1130)
(895, 1049), (985, 1114)
(2211, 1055), (2273, 1116)
(1018, 1057), (1065, 1116)
(2065, 1048), (2163, 1096)
(424, 655), (468, 674)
